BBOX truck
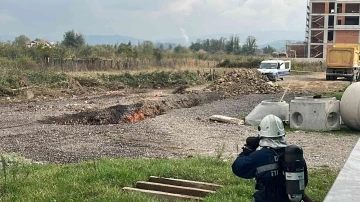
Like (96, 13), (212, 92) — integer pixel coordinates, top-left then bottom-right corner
(257, 59), (291, 81)
(325, 44), (360, 81)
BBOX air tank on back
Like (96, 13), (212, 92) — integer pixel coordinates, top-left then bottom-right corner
(340, 82), (360, 130)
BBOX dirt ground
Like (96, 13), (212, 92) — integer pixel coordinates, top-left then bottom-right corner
(279, 72), (350, 94)
(0, 72), (358, 170)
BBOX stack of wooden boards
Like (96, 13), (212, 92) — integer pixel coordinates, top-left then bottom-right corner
(122, 176), (223, 201)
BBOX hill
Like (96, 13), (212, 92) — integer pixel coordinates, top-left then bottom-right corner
(258, 40), (303, 52)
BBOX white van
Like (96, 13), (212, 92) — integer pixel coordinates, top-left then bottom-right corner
(257, 59), (291, 81)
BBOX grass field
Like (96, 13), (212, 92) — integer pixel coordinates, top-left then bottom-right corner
(0, 156), (337, 202)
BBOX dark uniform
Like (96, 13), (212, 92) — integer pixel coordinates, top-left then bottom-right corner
(232, 147), (309, 202)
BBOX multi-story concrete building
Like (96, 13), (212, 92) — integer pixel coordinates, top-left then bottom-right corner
(287, 0), (360, 59)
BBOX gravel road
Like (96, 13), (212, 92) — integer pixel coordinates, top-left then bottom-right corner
(0, 89), (358, 169)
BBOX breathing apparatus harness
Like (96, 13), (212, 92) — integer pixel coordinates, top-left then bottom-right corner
(242, 126), (306, 202)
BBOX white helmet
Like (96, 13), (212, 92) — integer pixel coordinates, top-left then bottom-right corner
(258, 114), (285, 138)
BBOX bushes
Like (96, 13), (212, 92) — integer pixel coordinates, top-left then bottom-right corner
(216, 57), (324, 72)
(291, 61), (324, 72)
(24, 70), (69, 88)
(0, 57), (17, 68)
(73, 70), (203, 90)
(0, 65), (69, 97)
(16, 56), (37, 69)
(0, 71), (24, 96)
(0, 56), (37, 70)
(0, 69), (203, 97)
(0, 56), (69, 95)
(217, 57), (264, 68)
(101, 70), (203, 88)
(0, 58), (26, 94)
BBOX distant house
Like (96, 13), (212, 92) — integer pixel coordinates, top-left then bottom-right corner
(197, 49), (207, 54)
(25, 40), (54, 48)
(25, 40), (36, 47)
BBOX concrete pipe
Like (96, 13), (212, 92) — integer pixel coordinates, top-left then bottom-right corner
(245, 100), (289, 126)
(340, 83), (360, 130)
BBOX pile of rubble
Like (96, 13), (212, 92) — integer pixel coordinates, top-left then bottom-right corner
(205, 69), (283, 96)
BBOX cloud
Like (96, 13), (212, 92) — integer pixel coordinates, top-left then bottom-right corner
(215, 0), (306, 31)
(0, 0), (308, 42)
(164, 0), (306, 33)
(98, 0), (167, 11)
(167, 0), (202, 15)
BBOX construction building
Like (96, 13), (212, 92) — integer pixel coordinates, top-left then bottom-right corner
(286, 0), (360, 58)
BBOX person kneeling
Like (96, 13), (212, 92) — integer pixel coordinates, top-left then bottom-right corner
(232, 114), (313, 202)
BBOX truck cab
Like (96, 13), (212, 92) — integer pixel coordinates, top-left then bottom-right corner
(257, 59), (291, 81)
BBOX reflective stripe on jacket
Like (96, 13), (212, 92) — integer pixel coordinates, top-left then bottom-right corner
(232, 147), (308, 202)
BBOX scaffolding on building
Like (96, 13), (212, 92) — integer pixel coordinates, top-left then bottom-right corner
(286, 0), (360, 58)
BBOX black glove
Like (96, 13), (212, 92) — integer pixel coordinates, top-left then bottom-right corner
(246, 136), (260, 149)
(242, 136), (260, 155)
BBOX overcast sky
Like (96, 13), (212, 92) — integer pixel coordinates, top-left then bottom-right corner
(0, 0), (307, 43)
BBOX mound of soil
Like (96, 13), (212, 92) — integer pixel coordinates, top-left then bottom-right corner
(206, 69), (283, 96)
(41, 92), (224, 125)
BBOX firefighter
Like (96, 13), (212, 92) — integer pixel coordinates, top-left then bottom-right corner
(231, 114), (313, 202)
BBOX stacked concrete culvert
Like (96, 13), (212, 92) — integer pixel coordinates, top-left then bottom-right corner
(290, 96), (340, 131)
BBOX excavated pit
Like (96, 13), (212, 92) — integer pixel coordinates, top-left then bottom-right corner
(42, 92), (225, 125)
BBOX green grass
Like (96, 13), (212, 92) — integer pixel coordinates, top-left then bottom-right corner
(305, 168), (338, 200)
(100, 70), (204, 88)
(291, 61), (324, 72)
(24, 70), (69, 88)
(323, 91), (344, 101)
(0, 157), (337, 202)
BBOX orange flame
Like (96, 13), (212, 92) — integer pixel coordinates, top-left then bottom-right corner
(121, 109), (146, 123)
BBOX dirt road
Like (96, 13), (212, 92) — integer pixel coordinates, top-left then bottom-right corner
(278, 72), (350, 94)
(0, 72), (358, 170)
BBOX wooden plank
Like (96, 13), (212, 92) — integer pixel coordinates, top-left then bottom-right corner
(209, 115), (244, 125)
(136, 181), (215, 198)
(122, 187), (204, 201)
(149, 176), (223, 191)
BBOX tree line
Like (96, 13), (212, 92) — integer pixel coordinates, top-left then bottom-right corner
(0, 30), (278, 65)
(189, 35), (262, 55)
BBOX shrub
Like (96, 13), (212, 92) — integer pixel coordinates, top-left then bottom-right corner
(291, 61), (324, 72)
(216, 57), (263, 68)
(16, 56), (37, 69)
(101, 70), (202, 88)
(24, 70), (69, 88)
